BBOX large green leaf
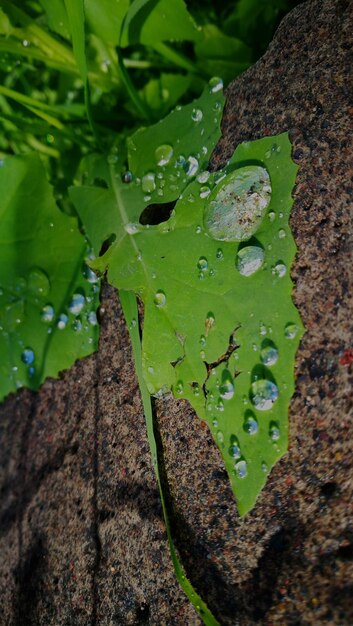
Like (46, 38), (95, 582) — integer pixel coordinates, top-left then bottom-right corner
(0, 153), (100, 402)
(71, 85), (303, 515)
(84, 0), (130, 45)
(195, 24), (252, 84)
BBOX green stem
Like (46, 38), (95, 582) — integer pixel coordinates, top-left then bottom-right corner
(153, 42), (207, 78)
(120, 290), (220, 626)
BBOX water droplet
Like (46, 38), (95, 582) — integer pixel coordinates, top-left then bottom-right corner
(72, 318), (82, 332)
(244, 415), (259, 435)
(216, 398), (224, 412)
(22, 39), (30, 47)
(199, 186), (211, 199)
(142, 173), (156, 193)
(68, 293), (85, 315)
(216, 430), (224, 445)
(197, 171), (210, 184)
(154, 290), (166, 307)
(219, 370), (235, 400)
(236, 245), (265, 276)
(175, 380), (184, 394)
(200, 335), (206, 347)
(197, 256), (208, 272)
(212, 416), (219, 427)
(121, 170), (133, 183)
(191, 108), (203, 122)
(57, 313), (68, 329)
(260, 343), (278, 366)
(268, 211), (276, 222)
(41, 304), (55, 323)
(250, 379), (279, 411)
(203, 166), (271, 241)
(269, 422), (281, 441)
(260, 323), (267, 336)
(278, 228), (286, 239)
(209, 76), (223, 93)
(261, 461), (268, 473)
(185, 156), (199, 177)
(216, 248), (224, 260)
(235, 459), (247, 478)
(88, 311), (98, 326)
(205, 312), (215, 335)
(155, 144), (173, 166)
(284, 323), (298, 339)
(229, 437), (241, 459)
(193, 383), (200, 396)
(272, 262), (287, 278)
(82, 264), (98, 284)
(28, 268), (50, 297)
(195, 225), (202, 234)
(21, 348), (34, 364)
(124, 222), (141, 235)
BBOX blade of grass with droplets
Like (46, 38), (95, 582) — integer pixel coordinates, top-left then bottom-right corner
(120, 289), (220, 626)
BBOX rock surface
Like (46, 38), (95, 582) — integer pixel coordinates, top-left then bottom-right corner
(1, 0), (353, 624)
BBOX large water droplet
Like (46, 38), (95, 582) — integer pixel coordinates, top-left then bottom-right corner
(28, 268), (50, 297)
(235, 459), (247, 478)
(199, 186), (211, 199)
(124, 222), (141, 235)
(244, 415), (259, 435)
(219, 370), (235, 400)
(142, 173), (156, 193)
(191, 108), (203, 122)
(250, 379), (279, 411)
(203, 166), (271, 242)
(68, 293), (85, 315)
(284, 323), (298, 339)
(155, 144), (173, 166)
(260, 343), (278, 366)
(154, 290), (166, 307)
(185, 156), (199, 177)
(272, 262), (287, 278)
(41, 304), (55, 323)
(197, 256), (208, 272)
(209, 76), (223, 93)
(236, 245), (265, 276)
(57, 313), (68, 329)
(21, 348), (34, 365)
(121, 170), (133, 183)
(197, 171), (210, 184)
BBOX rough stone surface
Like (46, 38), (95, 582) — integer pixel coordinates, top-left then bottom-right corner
(1, 0), (353, 624)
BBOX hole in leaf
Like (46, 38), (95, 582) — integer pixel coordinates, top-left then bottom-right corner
(92, 177), (108, 189)
(139, 201), (176, 226)
(99, 233), (116, 256)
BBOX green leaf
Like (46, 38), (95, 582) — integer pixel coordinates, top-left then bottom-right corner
(195, 24), (252, 83)
(72, 87), (303, 516)
(38, 0), (70, 39)
(84, 0), (129, 46)
(120, 0), (202, 47)
(139, 72), (192, 119)
(0, 153), (100, 402)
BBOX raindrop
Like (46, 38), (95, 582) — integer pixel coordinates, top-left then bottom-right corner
(272, 262), (287, 278)
(124, 222), (141, 235)
(219, 370), (235, 400)
(197, 171), (210, 184)
(197, 256), (208, 272)
(261, 461), (268, 473)
(68, 293), (85, 315)
(244, 415), (259, 435)
(121, 170), (133, 183)
(175, 381), (184, 394)
(236, 245), (264, 276)
(209, 77), (223, 93)
(203, 166), (271, 241)
(229, 437), (241, 459)
(88, 311), (98, 326)
(216, 248), (224, 260)
(260, 323), (267, 336)
(191, 108), (203, 122)
(250, 379), (279, 411)
(269, 422), (281, 441)
(235, 459), (247, 478)
(284, 323), (298, 339)
(195, 225), (202, 234)
(193, 383), (200, 396)
(199, 186), (211, 199)
(212, 417), (219, 427)
(205, 312), (215, 335)
(72, 318), (82, 332)
(216, 430), (224, 445)
(216, 398), (224, 412)
(185, 156), (199, 177)
(155, 144), (173, 166)
(268, 211), (276, 222)
(41, 304), (55, 323)
(200, 335), (206, 347)
(28, 268), (50, 297)
(21, 348), (34, 365)
(154, 290), (166, 307)
(142, 173), (156, 193)
(82, 264), (98, 284)
(260, 343), (278, 366)
(278, 228), (286, 239)
(57, 313), (68, 329)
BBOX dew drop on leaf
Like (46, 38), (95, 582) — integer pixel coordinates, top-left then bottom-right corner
(191, 108), (203, 122)
(196, 170), (210, 183)
(28, 268), (50, 297)
(209, 76), (223, 93)
(175, 381), (183, 394)
(68, 293), (85, 315)
(21, 348), (34, 365)
(219, 370), (235, 400)
(185, 156), (199, 177)
(57, 313), (68, 329)
(216, 430), (224, 445)
(250, 379), (279, 411)
(269, 422), (281, 441)
(124, 222), (141, 235)
(72, 318), (82, 332)
(229, 436), (241, 459)
(260, 343), (278, 366)
(203, 166), (272, 242)
(197, 256), (208, 271)
(236, 245), (265, 276)
(199, 186), (211, 199)
(268, 211), (276, 222)
(154, 290), (166, 308)
(87, 311), (98, 326)
(41, 304), (55, 323)
(278, 228), (286, 239)
(244, 415), (259, 435)
(155, 144), (173, 166)
(284, 323), (298, 339)
(82, 264), (98, 284)
(272, 262), (287, 277)
(235, 459), (248, 478)
(142, 173), (156, 193)
(121, 170), (133, 183)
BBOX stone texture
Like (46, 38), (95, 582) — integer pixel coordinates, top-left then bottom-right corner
(1, 0), (353, 624)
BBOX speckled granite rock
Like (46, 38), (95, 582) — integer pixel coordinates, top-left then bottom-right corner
(1, 0), (352, 624)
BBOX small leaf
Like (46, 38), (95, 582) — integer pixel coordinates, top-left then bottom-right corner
(0, 154), (100, 402)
